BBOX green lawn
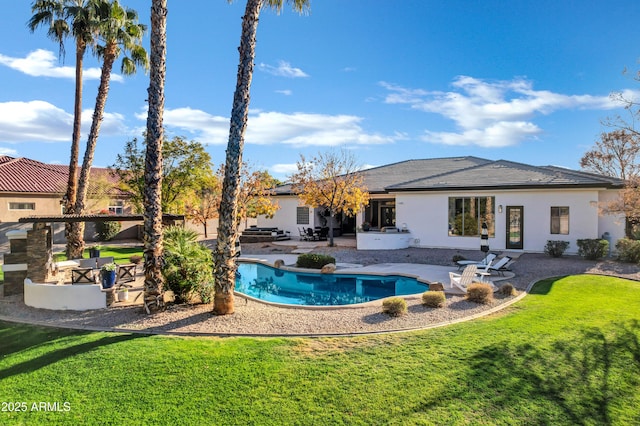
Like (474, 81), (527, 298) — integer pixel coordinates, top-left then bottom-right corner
(1, 274), (639, 425)
(52, 246), (143, 264)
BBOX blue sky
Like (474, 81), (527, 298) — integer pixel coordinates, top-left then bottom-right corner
(1, 0), (640, 180)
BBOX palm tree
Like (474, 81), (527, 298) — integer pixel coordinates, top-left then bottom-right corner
(67, 0), (148, 259)
(213, 0), (310, 315)
(142, 0), (167, 313)
(28, 0), (97, 258)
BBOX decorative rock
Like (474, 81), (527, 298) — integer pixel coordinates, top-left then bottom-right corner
(274, 259), (285, 268)
(429, 282), (445, 292)
(320, 263), (336, 274)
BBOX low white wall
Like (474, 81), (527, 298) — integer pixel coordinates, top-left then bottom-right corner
(357, 231), (413, 250)
(24, 278), (106, 311)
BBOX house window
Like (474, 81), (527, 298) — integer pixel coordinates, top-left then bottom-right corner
(550, 207), (569, 234)
(296, 207), (309, 225)
(448, 197), (495, 237)
(108, 200), (124, 215)
(9, 202), (35, 210)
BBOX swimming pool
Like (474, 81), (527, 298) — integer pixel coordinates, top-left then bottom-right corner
(235, 262), (430, 306)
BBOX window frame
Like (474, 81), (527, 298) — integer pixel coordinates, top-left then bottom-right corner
(448, 196), (495, 237)
(296, 206), (310, 225)
(8, 202), (35, 211)
(550, 206), (569, 235)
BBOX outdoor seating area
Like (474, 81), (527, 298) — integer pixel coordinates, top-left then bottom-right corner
(298, 226), (329, 241)
(449, 255), (516, 293)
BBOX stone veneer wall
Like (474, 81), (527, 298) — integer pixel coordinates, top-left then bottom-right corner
(2, 226), (53, 296)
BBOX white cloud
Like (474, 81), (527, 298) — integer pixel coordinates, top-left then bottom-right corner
(0, 49), (122, 82)
(0, 146), (18, 156)
(380, 76), (636, 148)
(258, 60), (309, 78)
(275, 89), (292, 96)
(158, 107), (402, 147)
(0, 100), (129, 142)
(270, 163), (298, 175)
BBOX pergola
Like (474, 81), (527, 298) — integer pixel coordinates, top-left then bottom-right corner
(2, 214), (184, 296)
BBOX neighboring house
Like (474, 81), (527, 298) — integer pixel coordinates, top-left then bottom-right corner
(0, 156), (132, 243)
(258, 156), (626, 253)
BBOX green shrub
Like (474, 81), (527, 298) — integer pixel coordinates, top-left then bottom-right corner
(544, 240), (569, 258)
(382, 297), (407, 316)
(466, 282), (494, 304)
(162, 226), (213, 303)
(296, 253), (336, 269)
(576, 239), (609, 260)
(615, 238), (640, 263)
(96, 220), (121, 241)
(452, 254), (465, 263)
(422, 291), (445, 308)
(497, 283), (517, 296)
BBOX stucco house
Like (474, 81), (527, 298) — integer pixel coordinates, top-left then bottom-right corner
(257, 156), (626, 253)
(0, 156), (132, 242)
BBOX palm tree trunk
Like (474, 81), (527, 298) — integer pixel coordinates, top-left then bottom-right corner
(213, 0), (263, 315)
(68, 46), (117, 259)
(64, 41), (86, 259)
(143, 0), (168, 314)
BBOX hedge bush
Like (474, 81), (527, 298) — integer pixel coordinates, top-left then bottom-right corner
(296, 253), (336, 269)
(382, 297), (407, 316)
(95, 220), (121, 241)
(576, 239), (609, 260)
(544, 240), (569, 258)
(497, 283), (517, 296)
(422, 291), (445, 308)
(466, 282), (494, 304)
(615, 238), (640, 263)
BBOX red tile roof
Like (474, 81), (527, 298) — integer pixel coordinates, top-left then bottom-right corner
(0, 156), (122, 196)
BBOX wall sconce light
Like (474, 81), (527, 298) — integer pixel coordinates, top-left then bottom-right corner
(498, 205), (503, 214)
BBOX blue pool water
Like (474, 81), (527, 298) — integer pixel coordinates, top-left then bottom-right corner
(235, 262), (429, 306)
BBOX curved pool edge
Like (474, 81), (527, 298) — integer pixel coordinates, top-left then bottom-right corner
(235, 257), (451, 310)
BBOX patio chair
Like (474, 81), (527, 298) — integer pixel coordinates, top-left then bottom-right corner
(486, 256), (513, 276)
(317, 227), (329, 241)
(96, 257), (115, 269)
(456, 253), (497, 270)
(76, 258), (97, 269)
(116, 263), (137, 286)
(298, 227), (310, 241)
(448, 265), (478, 292)
(72, 267), (97, 284)
(306, 228), (318, 241)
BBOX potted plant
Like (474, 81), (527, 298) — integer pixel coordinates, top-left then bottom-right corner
(100, 262), (117, 289)
(89, 245), (103, 258)
(361, 222), (371, 232)
(116, 286), (129, 302)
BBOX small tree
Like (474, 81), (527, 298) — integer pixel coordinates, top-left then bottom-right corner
(111, 136), (213, 214)
(580, 129), (640, 237)
(185, 164), (279, 237)
(290, 149), (370, 246)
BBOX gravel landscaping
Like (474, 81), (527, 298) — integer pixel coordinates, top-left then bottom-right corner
(1, 243), (638, 336)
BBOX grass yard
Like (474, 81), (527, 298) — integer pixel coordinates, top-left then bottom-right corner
(52, 246), (143, 264)
(1, 274), (639, 425)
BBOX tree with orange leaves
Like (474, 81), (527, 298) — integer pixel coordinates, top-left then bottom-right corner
(290, 149), (370, 247)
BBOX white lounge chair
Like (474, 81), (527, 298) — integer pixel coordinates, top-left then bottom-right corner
(449, 265), (479, 292)
(456, 253), (497, 270)
(485, 256), (513, 276)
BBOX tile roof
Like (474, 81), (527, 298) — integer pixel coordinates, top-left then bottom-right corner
(0, 156), (122, 195)
(273, 156), (624, 195)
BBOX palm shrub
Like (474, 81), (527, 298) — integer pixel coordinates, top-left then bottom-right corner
(544, 240), (569, 257)
(382, 297), (407, 316)
(615, 238), (640, 263)
(162, 226), (213, 303)
(576, 239), (609, 260)
(466, 282), (494, 304)
(422, 291), (446, 308)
